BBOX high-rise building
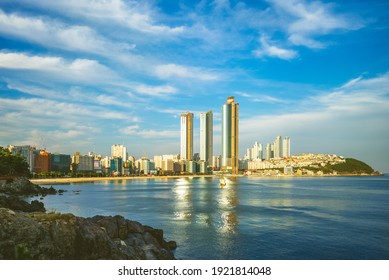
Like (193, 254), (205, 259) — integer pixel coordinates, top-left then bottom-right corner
(51, 154), (71, 173)
(111, 144), (127, 160)
(33, 151), (50, 173)
(110, 157), (123, 175)
(265, 144), (272, 160)
(180, 111), (194, 161)
(200, 110), (213, 166)
(283, 136), (291, 157)
(221, 96), (239, 174)
(252, 141), (263, 160)
(8, 145), (36, 172)
(245, 141), (263, 160)
(274, 135), (283, 158)
(72, 152), (94, 172)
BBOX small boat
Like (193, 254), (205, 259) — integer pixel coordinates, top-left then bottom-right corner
(219, 177), (226, 187)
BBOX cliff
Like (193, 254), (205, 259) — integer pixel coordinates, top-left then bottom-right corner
(0, 178), (176, 260)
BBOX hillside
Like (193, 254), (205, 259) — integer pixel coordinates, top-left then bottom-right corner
(304, 158), (378, 175)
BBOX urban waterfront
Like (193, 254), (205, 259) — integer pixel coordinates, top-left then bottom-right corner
(38, 176), (389, 260)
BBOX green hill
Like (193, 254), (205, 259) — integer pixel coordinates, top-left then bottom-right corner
(330, 158), (375, 174)
(304, 157), (377, 175)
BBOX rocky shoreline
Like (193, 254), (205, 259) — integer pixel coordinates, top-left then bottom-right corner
(0, 177), (176, 260)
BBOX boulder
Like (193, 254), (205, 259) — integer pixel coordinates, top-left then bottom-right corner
(0, 196), (45, 212)
(0, 209), (175, 260)
(0, 177), (59, 196)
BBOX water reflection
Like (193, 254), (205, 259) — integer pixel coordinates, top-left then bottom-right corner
(40, 176), (389, 259)
(172, 178), (193, 221)
(217, 182), (239, 234)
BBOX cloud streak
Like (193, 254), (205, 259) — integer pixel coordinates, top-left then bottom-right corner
(14, 0), (186, 35)
(154, 64), (219, 81)
(120, 125), (178, 138)
(0, 51), (118, 83)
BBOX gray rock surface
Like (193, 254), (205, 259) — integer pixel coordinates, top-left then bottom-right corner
(0, 209), (176, 260)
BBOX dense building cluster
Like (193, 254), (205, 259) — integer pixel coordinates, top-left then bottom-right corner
(5, 96), (302, 177)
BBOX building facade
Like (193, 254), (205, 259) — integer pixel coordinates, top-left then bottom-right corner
(283, 136), (291, 158)
(8, 145), (36, 172)
(111, 144), (127, 160)
(274, 135), (283, 158)
(200, 110), (213, 166)
(110, 157), (123, 175)
(221, 96), (239, 174)
(33, 151), (50, 173)
(50, 154), (71, 173)
(180, 111), (194, 161)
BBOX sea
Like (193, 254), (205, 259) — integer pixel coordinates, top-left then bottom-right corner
(36, 175), (389, 260)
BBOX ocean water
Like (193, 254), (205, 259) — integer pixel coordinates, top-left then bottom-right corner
(38, 176), (389, 260)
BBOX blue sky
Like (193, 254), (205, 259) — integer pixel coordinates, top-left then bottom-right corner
(0, 0), (388, 172)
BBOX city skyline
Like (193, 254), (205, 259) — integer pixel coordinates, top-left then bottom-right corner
(0, 1), (389, 172)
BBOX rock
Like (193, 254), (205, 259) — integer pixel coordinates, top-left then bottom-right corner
(0, 209), (175, 260)
(167, 240), (177, 250)
(0, 196), (46, 212)
(0, 177), (63, 196)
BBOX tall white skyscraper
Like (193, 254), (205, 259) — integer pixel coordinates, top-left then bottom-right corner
(222, 96), (239, 174)
(252, 141), (263, 160)
(274, 135), (283, 158)
(283, 136), (291, 157)
(111, 144), (127, 160)
(200, 110), (213, 166)
(245, 141), (263, 160)
(180, 111), (194, 161)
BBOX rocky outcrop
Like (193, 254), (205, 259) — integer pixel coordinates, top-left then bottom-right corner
(0, 209), (176, 260)
(0, 177), (59, 196)
(0, 196), (45, 212)
(0, 178), (176, 260)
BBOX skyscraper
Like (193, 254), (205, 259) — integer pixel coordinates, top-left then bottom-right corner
(222, 96), (239, 174)
(200, 110), (213, 166)
(283, 136), (291, 157)
(274, 135), (283, 158)
(111, 144), (127, 160)
(180, 111), (194, 161)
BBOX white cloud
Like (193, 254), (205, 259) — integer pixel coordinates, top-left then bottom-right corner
(0, 51), (117, 83)
(239, 72), (389, 171)
(269, 0), (363, 49)
(154, 64), (218, 80)
(0, 97), (128, 121)
(236, 91), (290, 103)
(0, 9), (133, 55)
(16, 0), (185, 35)
(135, 84), (178, 97)
(254, 36), (298, 60)
(120, 125), (178, 138)
(6, 82), (65, 100)
(96, 94), (133, 108)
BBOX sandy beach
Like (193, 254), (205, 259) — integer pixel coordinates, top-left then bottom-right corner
(30, 174), (217, 184)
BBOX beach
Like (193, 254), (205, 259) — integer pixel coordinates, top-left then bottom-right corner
(30, 174), (216, 184)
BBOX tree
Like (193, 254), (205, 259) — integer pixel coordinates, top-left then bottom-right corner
(0, 147), (30, 177)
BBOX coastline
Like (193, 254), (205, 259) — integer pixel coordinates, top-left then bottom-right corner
(30, 172), (383, 184)
(30, 174), (216, 184)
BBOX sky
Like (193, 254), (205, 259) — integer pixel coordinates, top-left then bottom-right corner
(0, 0), (388, 172)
